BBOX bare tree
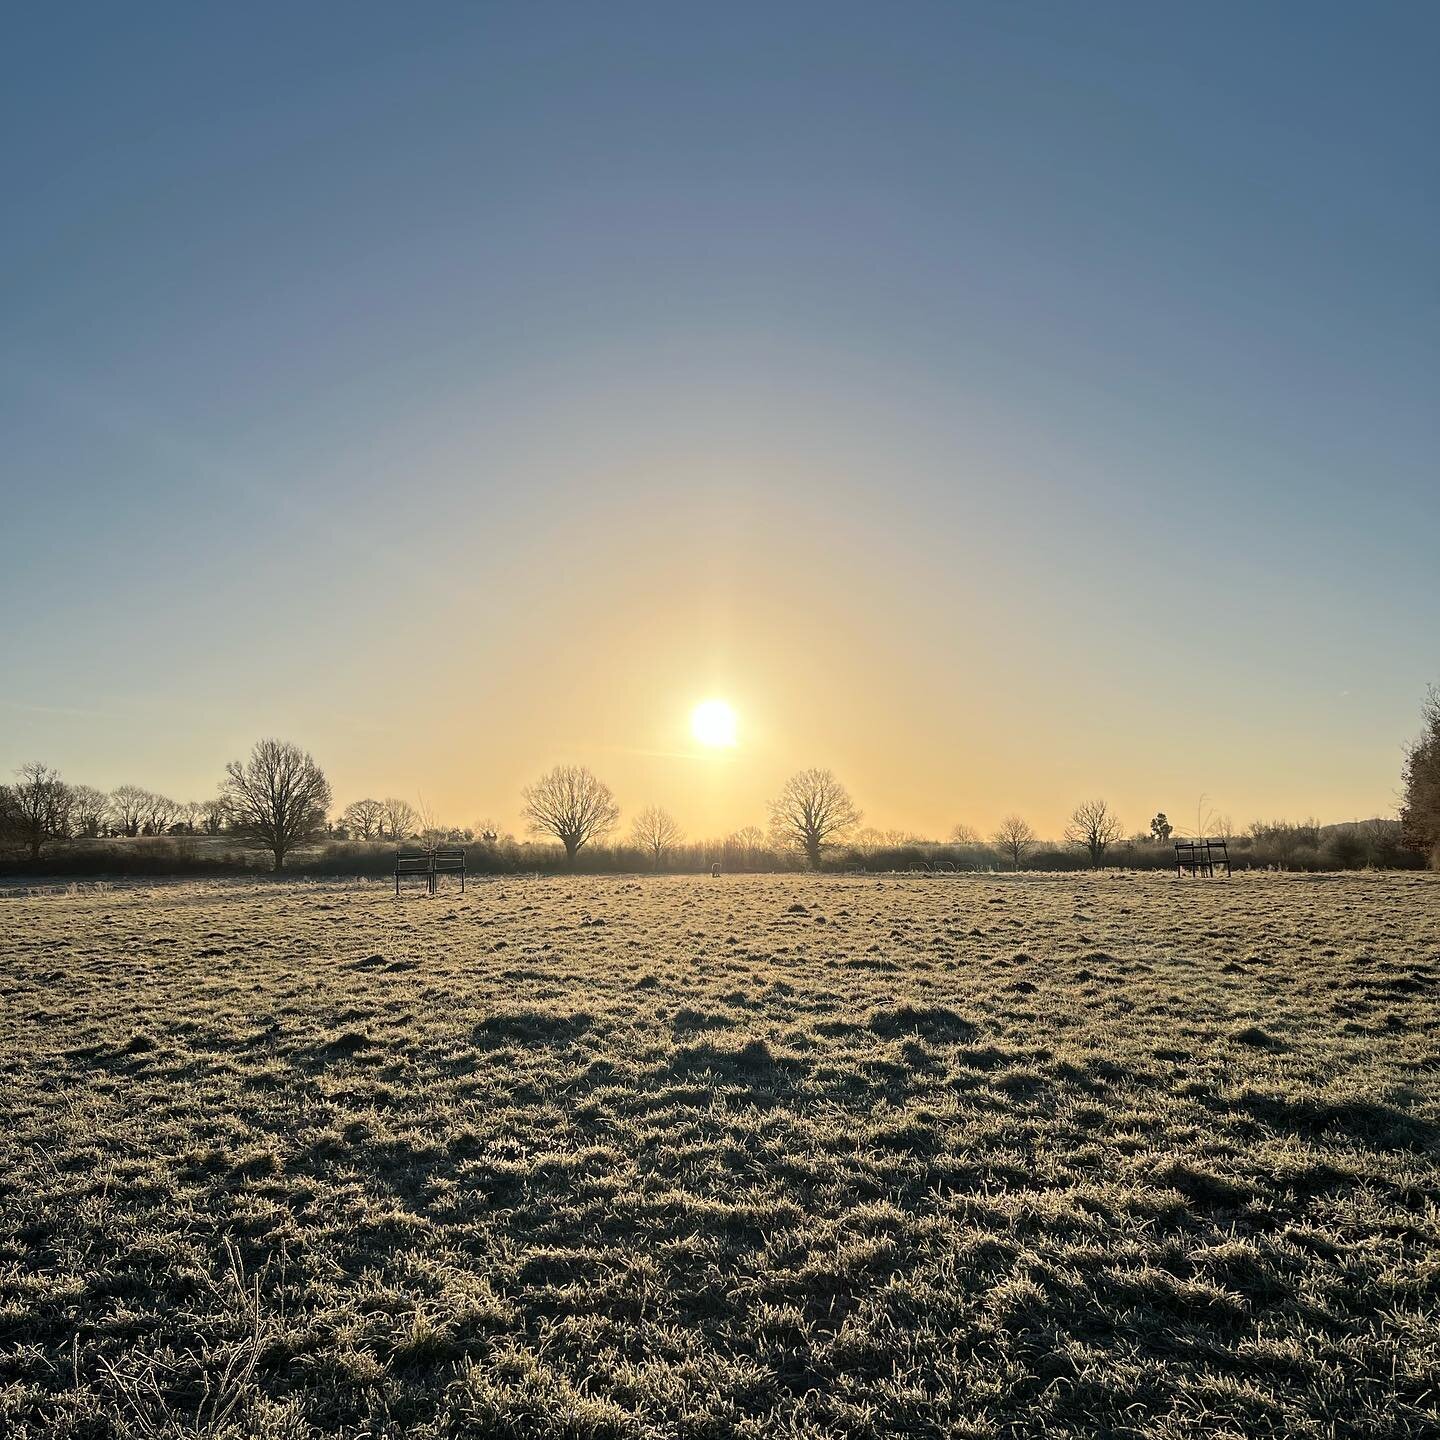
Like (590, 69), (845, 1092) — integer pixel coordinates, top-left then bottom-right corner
(414, 795), (447, 853)
(1, 763), (73, 860)
(1188, 793), (1220, 842)
(1248, 817), (1314, 867)
(68, 784), (110, 839)
(769, 769), (861, 868)
(341, 798), (385, 840)
(1359, 815), (1401, 867)
(950, 822), (980, 845)
(522, 765), (619, 866)
(381, 797), (417, 842)
(632, 806), (683, 869)
(221, 739), (332, 872)
(1401, 685), (1440, 868)
(109, 785), (149, 838)
(1066, 799), (1123, 868)
(201, 797), (229, 835)
(853, 826), (920, 853)
(728, 824), (767, 867)
(142, 792), (182, 836)
(991, 814), (1036, 871)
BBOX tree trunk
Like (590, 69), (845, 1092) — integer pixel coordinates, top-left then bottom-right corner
(805, 838), (822, 869)
(273, 846), (286, 872)
(564, 837), (579, 868)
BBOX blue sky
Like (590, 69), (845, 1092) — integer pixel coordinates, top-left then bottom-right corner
(2, 2), (1436, 834)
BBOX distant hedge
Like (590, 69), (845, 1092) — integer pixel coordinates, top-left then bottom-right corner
(0, 829), (1424, 878)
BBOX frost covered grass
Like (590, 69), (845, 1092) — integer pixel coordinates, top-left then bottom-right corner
(2, 872), (1437, 1438)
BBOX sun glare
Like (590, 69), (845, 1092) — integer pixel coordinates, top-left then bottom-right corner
(691, 698), (738, 748)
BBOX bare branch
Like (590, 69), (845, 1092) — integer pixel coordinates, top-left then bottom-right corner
(0, 763), (73, 860)
(768, 769), (861, 868)
(631, 805), (683, 869)
(381, 798), (417, 842)
(220, 739), (331, 871)
(522, 765), (619, 867)
(990, 814), (1036, 871)
(341, 798), (385, 841)
(1065, 799), (1123, 869)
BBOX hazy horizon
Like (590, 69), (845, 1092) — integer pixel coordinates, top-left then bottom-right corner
(0, 707), (1415, 847)
(5, 3), (1436, 840)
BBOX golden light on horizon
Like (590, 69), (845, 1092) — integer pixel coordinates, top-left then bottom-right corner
(691, 698), (738, 749)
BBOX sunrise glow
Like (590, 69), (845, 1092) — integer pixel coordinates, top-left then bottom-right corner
(691, 700), (738, 749)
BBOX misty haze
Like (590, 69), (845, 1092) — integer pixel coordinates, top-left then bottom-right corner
(2, 5), (1437, 1439)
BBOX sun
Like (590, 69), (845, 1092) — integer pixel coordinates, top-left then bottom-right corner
(691, 698), (738, 748)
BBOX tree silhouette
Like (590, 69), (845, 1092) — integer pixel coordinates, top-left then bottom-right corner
(414, 796), (447, 853)
(199, 797), (228, 835)
(769, 769), (861, 868)
(632, 806), (683, 869)
(728, 825), (766, 867)
(108, 785), (149, 838)
(1, 763), (72, 860)
(1400, 685), (1440, 868)
(1066, 799), (1123, 868)
(142, 792), (182, 836)
(991, 814), (1036, 871)
(523, 765), (619, 867)
(68, 784), (109, 839)
(1150, 812), (1173, 843)
(221, 739), (331, 872)
(342, 798), (385, 840)
(381, 797), (416, 842)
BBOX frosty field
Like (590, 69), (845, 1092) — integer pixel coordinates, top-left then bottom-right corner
(2, 872), (1437, 1439)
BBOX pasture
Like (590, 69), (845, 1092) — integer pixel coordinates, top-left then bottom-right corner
(2, 872), (1437, 1438)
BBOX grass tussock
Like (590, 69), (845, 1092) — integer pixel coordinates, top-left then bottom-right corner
(1, 870), (1437, 1437)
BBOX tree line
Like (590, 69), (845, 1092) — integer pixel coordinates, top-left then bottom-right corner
(4, 687), (1439, 873)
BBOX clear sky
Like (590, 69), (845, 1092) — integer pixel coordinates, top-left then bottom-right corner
(3, 2), (1436, 841)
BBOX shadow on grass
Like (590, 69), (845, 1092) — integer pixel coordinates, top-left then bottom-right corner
(665, 1038), (807, 1091)
(865, 1003), (979, 1043)
(1223, 1087), (1436, 1151)
(474, 1008), (595, 1046)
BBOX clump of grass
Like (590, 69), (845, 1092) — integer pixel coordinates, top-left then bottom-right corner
(474, 1006), (594, 1043)
(229, 1146), (280, 1179)
(1232, 1023), (1285, 1048)
(1152, 1158), (1251, 1211)
(866, 1002), (978, 1042)
(668, 1035), (801, 1083)
(386, 1308), (463, 1367)
(671, 1006), (735, 1032)
(322, 1029), (372, 1055)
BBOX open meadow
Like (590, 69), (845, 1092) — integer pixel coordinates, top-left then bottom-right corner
(2, 871), (1437, 1439)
